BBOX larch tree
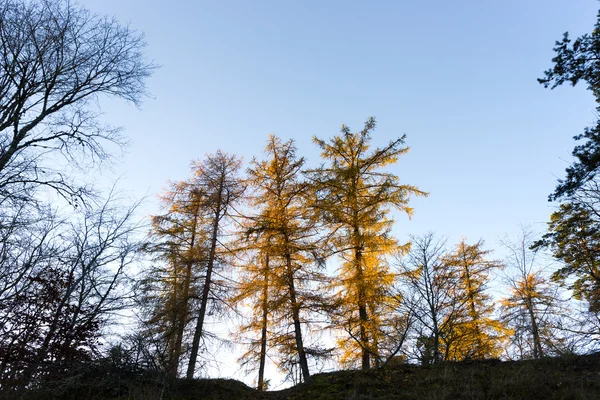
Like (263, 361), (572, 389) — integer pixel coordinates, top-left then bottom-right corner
(232, 247), (273, 390)
(441, 239), (509, 361)
(140, 151), (243, 379)
(308, 117), (427, 370)
(499, 227), (563, 359)
(140, 177), (208, 377)
(186, 151), (244, 379)
(234, 135), (326, 386)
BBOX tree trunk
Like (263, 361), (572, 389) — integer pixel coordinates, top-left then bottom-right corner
(257, 253), (270, 391)
(358, 303), (370, 370)
(526, 296), (544, 359)
(169, 261), (193, 376)
(355, 245), (370, 370)
(170, 213), (199, 377)
(431, 315), (441, 364)
(285, 253), (310, 381)
(166, 267), (179, 376)
(186, 184), (224, 379)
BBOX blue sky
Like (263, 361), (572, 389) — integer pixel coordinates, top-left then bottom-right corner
(78, 0), (599, 252)
(78, 0), (599, 381)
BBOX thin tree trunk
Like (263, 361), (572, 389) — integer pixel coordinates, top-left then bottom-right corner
(257, 253), (270, 391)
(355, 245), (370, 370)
(169, 261), (192, 376)
(170, 213), (199, 377)
(285, 252), (310, 381)
(432, 319), (441, 363)
(526, 297), (544, 359)
(166, 267), (179, 376)
(186, 183), (224, 379)
(463, 262), (484, 359)
(425, 265), (441, 364)
(358, 303), (370, 370)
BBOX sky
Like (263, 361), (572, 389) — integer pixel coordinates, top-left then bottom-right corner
(77, 0), (599, 385)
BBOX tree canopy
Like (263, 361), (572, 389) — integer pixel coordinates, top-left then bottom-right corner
(539, 10), (600, 200)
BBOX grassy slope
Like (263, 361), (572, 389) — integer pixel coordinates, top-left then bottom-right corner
(18, 354), (600, 400)
(270, 356), (600, 400)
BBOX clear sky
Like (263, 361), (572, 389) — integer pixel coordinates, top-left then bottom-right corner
(79, 0), (599, 383)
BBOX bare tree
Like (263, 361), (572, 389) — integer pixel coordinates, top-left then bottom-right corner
(0, 0), (153, 205)
(0, 192), (143, 388)
(397, 233), (454, 364)
(0, 0), (153, 391)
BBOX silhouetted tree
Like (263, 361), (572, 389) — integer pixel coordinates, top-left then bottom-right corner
(539, 7), (600, 345)
(534, 203), (600, 312)
(186, 152), (244, 379)
(398, 233), (457, 364)
(0, 193), (142, 388)
(140, 152), (243, 379)
(140, 178), (208, 377)
(0, 0), (153, 206)
(539, 8), (600, 199)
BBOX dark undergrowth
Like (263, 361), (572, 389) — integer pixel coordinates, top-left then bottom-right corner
(5, 353), (600, 400)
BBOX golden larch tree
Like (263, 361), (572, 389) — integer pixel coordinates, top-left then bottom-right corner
(234, 135), (326, 385)
(140, 151), (243, 378)
(186, 151), (244, 379)
(500, 228), (565, 359)
(441, 239), (510, 361)
(141, 178), (207, 377)
(308, 117), (427, 370)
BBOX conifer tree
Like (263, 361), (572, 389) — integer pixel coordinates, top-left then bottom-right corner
(534, 202), (600, 312)
(499, 228), (561, 359)
(140, 151), (243, 378)
(186, 151), (244, 379)
(140, 178), (207, 376)
(234, 135), (325, 384)
(308, 118), (426, 370)
(233, 248), (273, 390)
(441, 240), (509, 361)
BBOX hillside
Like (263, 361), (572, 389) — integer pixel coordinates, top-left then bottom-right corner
(15, 353), (600, 400)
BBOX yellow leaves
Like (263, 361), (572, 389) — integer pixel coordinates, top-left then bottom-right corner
(437, 239), (508, 361)
(516, 273), (545, 298)
(397, 241), (412, 256)
(236, 135), (327, 381)
(402, 265), (423, 281)
(308, 119), (427, 368)
(502, 271), (554, 311)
